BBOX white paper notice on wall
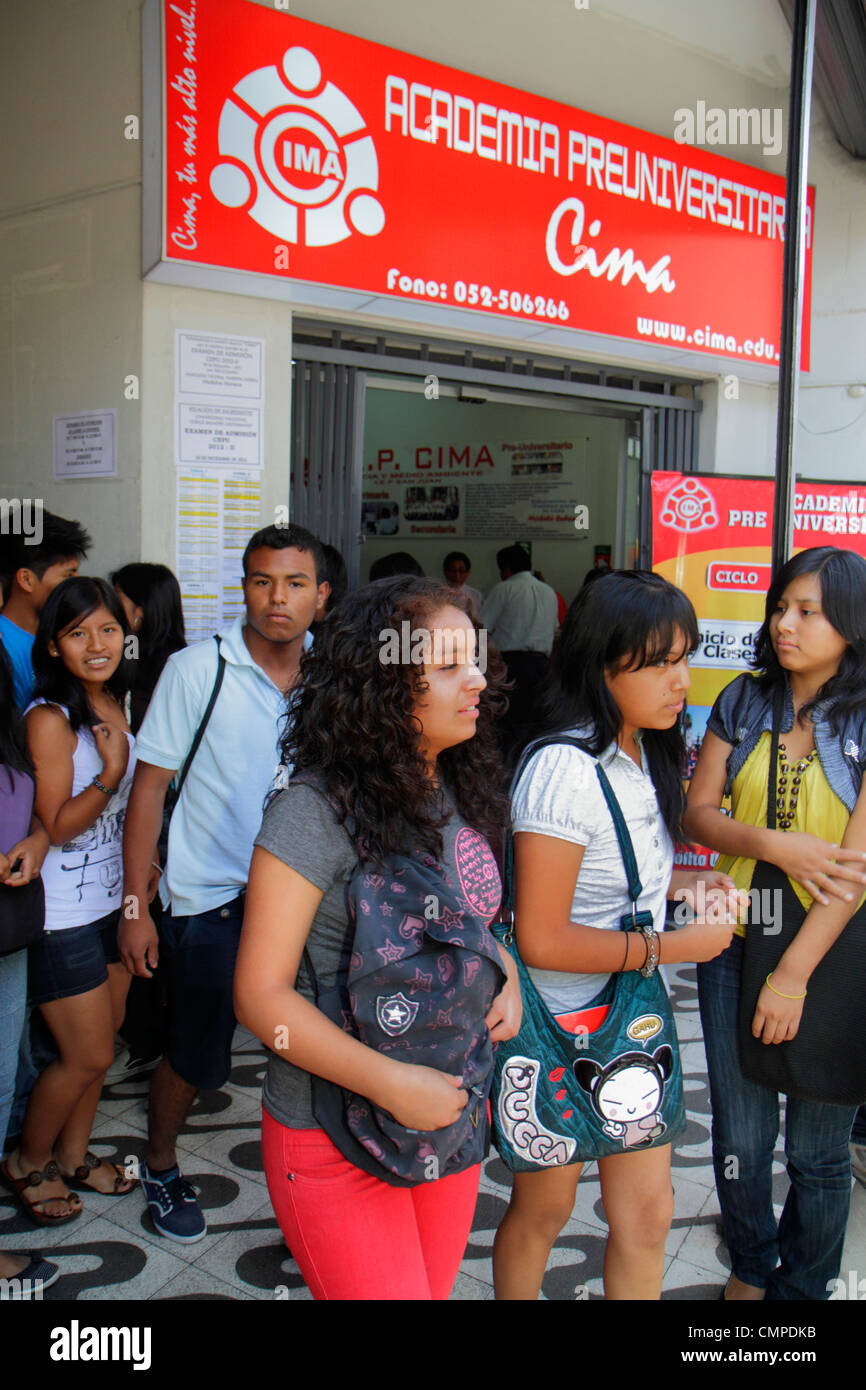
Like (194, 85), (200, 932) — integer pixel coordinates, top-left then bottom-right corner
(176, 466), (262, 642)
(177, 402), (262, 466)
(175, 330), (264, 471)
(53, 410), (117, 480)
(177, 333), (264, 399)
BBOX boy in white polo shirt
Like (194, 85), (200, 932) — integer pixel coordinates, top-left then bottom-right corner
(119, 523), (329, 1242)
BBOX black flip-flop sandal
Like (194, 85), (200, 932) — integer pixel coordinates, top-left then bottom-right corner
(59, 1150), (137, 1196)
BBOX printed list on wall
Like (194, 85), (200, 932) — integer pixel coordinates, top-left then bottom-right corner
(174, 331), (264, 641)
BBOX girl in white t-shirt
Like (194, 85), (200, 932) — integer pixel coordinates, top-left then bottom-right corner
(0, 578), (143, 1227)
(492, 571), (742, 1301)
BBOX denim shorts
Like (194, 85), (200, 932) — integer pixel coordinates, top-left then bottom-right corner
(28, 908), (122, 1006)
(161, 894), (245, 1091)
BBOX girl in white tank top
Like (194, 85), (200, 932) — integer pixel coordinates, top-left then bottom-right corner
(1, 578), (140, 1225)
(24, 701), (135, 930)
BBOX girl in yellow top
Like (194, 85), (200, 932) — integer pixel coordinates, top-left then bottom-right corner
(685, 546), (866, 1302)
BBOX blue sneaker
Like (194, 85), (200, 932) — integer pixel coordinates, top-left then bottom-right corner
(1, 1253), (60, 1298)
(140, 1163), (207, 1243)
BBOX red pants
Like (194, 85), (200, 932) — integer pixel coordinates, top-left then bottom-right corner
(261, 1107), (481, 1300)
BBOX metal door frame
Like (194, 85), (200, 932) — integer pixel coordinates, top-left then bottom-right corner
(290, 358), (366, 585)
(290, 323), (703, 581)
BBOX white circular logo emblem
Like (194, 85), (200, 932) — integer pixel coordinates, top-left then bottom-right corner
(210, 46), (385, 248)
(659, 478), (719, 534)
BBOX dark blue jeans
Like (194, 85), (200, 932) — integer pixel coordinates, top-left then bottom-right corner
(161, 895), (245, 1091)
(697, 935), (855, 1301)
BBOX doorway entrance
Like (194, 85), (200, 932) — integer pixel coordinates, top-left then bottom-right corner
(289, 323), (702, 593)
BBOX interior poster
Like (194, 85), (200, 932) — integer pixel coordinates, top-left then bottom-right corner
(651, 471), (866, 868)
(363, 435), (582, 540)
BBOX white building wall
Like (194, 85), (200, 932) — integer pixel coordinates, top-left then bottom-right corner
(783, 108), (866, 482)
(1, 0), (143, 577)
(698, 102), (866, 485)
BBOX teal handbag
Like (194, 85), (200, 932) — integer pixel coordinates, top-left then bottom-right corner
(491, 736), (686, 1171)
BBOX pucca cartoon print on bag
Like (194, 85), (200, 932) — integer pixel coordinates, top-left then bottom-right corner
(496, 1056), (577, 1167)
(575, 1046), (673, 1150)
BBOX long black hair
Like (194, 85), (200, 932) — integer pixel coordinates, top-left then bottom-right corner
(32, 577), (130, 733)
(319, 544), (348, 614)
(753, 546), (866, 728)
(0, 641), (32, 790)
(112, 563), (186, 729)
(309, 544), (349, 639)
(278, 575), (509, 865)
(527, 570), (699, 839)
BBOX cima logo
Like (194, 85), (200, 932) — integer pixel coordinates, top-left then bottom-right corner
(210, 45), (385, 247)
(658, 478), (719, 534)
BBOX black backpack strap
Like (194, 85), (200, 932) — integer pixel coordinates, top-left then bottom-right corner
(173, 636), (226, 803)
(289, 774), (357, 997)
(299, 879), (361, 1011)
(302, 945), (319, 989)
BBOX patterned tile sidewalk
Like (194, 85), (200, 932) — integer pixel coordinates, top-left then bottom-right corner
(2, 962), (864, 1301)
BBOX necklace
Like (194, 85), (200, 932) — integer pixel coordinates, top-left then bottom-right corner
(775, 741), (817, 830)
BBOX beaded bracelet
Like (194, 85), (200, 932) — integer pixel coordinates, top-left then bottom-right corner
(91, 775), (119, 796)
(639, 927), (660, 977)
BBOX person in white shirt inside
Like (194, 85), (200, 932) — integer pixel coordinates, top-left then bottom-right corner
(442, 550), (484, 618)
(119, 524), (329, 1244)
(481, 544), (558, 756)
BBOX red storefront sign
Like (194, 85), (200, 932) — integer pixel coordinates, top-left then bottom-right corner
(159, 0), (814, 366)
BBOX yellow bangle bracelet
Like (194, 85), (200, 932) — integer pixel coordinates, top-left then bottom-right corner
(766, 971), (807, 1001)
